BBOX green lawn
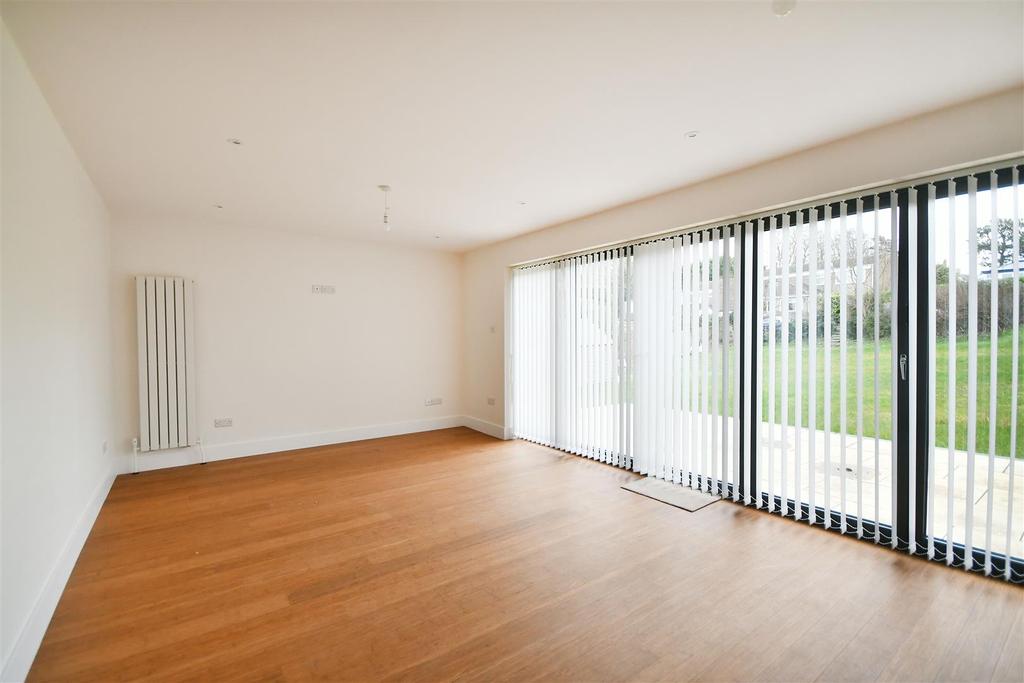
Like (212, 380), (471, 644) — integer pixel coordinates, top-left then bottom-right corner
(760, 335), (1024, 458)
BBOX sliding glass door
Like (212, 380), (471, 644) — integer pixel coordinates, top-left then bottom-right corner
(510, 158), (1023, 583)
(925, 170), (1023, 578)
(754, 199), (898, 541)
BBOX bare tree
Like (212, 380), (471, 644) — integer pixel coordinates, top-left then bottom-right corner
(978, 219), (1024, 269)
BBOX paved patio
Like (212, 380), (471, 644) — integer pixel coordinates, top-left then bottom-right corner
(751, 424), (1023, 560)
(618, 410), (1024, 560)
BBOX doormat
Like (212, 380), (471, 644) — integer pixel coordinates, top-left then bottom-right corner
(621, 477), (720, 512)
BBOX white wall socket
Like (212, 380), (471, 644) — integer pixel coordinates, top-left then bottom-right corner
(424, 398), (443, 407)
(312, 284), (336, 294)
(214, 417), (233, 428)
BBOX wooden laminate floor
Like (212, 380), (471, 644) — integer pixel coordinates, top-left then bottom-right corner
(30, 427), (1023, 682)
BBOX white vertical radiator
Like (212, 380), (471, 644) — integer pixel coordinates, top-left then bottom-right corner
(135, 275), (198, 453)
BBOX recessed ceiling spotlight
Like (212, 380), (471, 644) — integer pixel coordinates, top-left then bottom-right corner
(214, 204), (223, 209)
(226, 138), (242, 145)
(684, 130), (699, 140)
(434, 234), (441, 239)
(772, 0), (796, 17)
(518, 201), (527, 206)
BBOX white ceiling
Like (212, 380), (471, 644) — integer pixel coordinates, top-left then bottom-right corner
(3, 1), (1022, 251)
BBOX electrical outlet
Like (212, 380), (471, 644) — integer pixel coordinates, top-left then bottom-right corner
(214, 417), (233, 428)
(311, 285), (322, 294)
(424, 398), (443, 407)
(312, 284), (336, 294)
(487, 397), (496, 406)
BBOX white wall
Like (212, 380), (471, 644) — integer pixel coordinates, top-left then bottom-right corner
(111, 218), (464, 470)
(462, 87), (1024, 430)
(1, 17), (1021, 676)
(0, 20), (117, 681)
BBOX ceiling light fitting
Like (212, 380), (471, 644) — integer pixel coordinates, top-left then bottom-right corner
(772, 0), (796, 18)
(378, 184), (391, 232)
(684, 130), (699, 139)
(227, 138), (242, 145)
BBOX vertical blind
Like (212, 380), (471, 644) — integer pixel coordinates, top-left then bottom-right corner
(511, 157), (1023, 583)
(754, 200), (898, 542)
(512, 250), (633, 468)
(633, 229), (741, 493)
(924, 168), (1023, 579)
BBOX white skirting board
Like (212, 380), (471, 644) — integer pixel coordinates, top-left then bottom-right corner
(132, 415), (511, 473)
(1, 463), (117, 683)
(461, 415), (510, 440)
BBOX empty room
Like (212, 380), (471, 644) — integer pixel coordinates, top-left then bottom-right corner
(2, 1), (1023, 681)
